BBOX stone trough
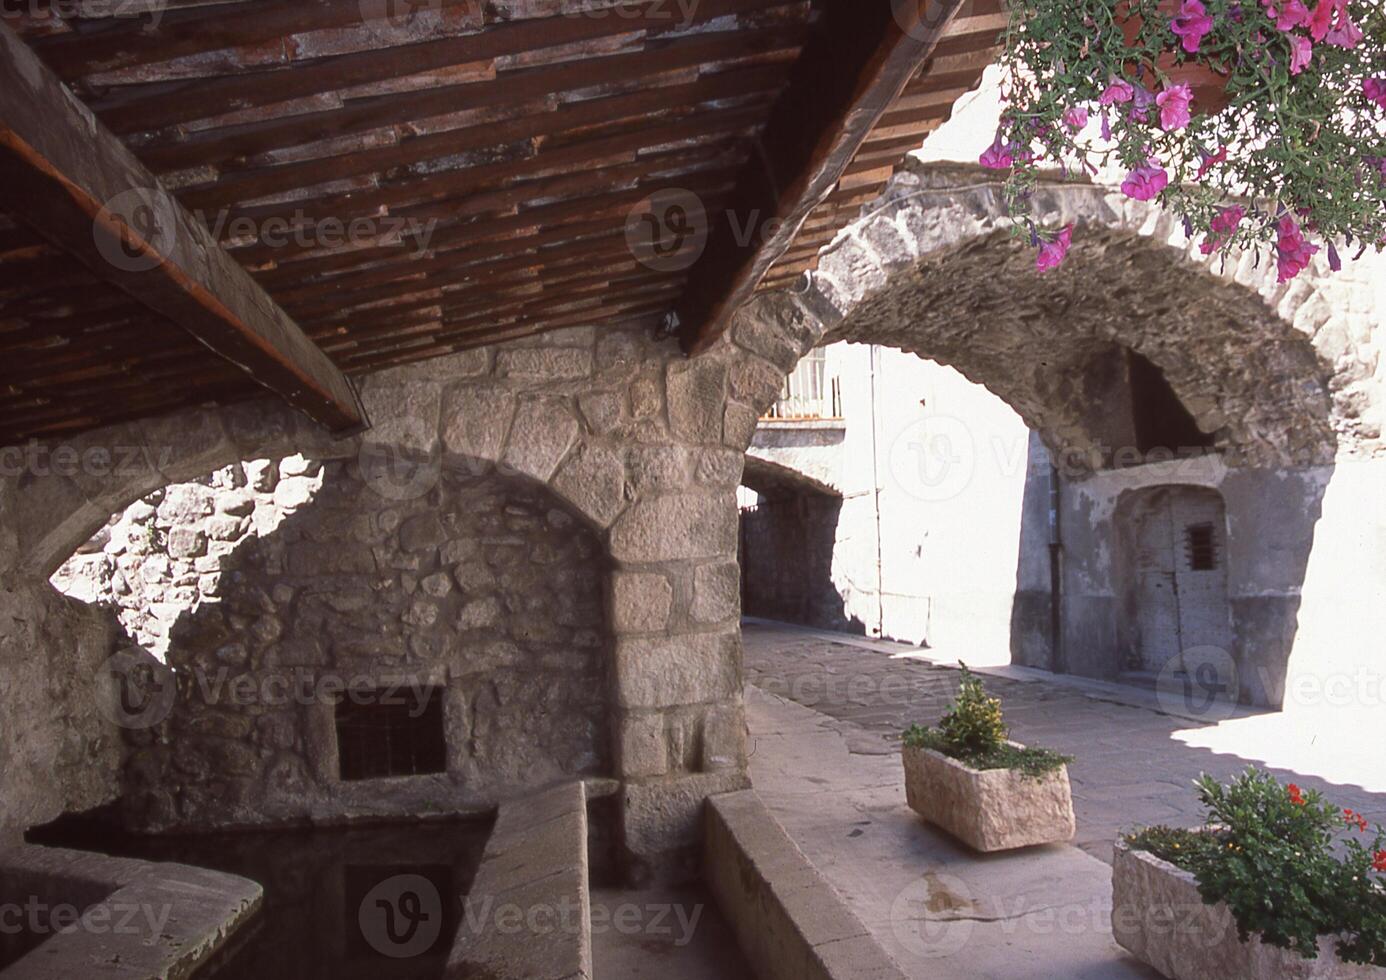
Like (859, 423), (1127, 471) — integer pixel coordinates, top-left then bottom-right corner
(1112, 839), (1384, 979)
(0, 843), (261, 979)
(902, 742), (1075, 852)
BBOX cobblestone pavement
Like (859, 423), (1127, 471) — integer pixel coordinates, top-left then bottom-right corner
(743, 620), (1386, 864)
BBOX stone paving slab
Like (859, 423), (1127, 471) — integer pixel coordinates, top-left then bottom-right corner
(743, 621), (1386, 865)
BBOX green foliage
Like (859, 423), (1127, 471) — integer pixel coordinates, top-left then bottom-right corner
(995, 0), (1386, 260)
(902, 666), (1072, 780)
(1126, 768), (1386, 965)
(939, 665), (1008, 755)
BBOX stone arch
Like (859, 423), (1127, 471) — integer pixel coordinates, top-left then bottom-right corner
(741, 453), (842, 499)
(3, 350), (629, 582)
(718, 159), (1381, 471)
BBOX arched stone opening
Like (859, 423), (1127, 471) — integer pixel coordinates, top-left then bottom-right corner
(78, 454), (617, 835)
(738, 456), (852, 632)
(717, 161), (1375, 703)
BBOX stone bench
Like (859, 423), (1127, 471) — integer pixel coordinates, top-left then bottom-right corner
(704, 789), (906, 980)
(0, 843), (261, 979)
(446, 781), (592, 980)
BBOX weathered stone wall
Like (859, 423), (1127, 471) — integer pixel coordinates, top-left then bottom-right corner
(113, 462), (611, 832)
(52, 458), (324, 657)
(0, 324), (770, 881)
(0, 583), (123, 842)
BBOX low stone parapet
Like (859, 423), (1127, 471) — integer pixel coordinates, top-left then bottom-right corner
(0, 843), (261, 979)
(446, 781), (592, 980)
(703, 788), (906, 980)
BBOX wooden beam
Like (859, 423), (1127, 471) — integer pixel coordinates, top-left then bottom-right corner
(0, 22), (367, 435)
(676, 0), (966, 354)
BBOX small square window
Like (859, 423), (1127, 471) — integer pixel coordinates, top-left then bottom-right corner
(335, 687), (447, 781)
(1185, 523), (1218, 571)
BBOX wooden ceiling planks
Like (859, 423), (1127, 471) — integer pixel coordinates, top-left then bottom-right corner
(1, 0), (1001, 446)
(757, 0), (1006, 293)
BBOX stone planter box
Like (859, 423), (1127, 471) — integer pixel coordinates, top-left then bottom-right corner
(1112, 839), (1383, 979)
(901, 742), (1074, 852)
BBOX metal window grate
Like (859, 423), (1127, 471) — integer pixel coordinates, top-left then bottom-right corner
(1185, 523), (1219, 571)
(336, 687), (447, 781)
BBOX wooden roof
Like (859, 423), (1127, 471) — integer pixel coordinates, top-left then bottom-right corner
(1, 0), (1001, 446)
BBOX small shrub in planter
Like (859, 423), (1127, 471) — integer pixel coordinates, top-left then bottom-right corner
(901, 667), (1075, 852)
(1117, 768), (1386, 977)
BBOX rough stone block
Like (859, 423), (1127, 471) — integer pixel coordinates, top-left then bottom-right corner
(691, 561), (740, 624)
(902, 743), (1075, 852)
(551, 443), (626, 529)
(666, 359), (726, 443)
(441, 387), (516, 463)
(615, 631), (739, 709)
(722, 401), (759, 449)
(495, 346), (593, 381)
(609, 493), (736, 563)
(617, 712), (669, 779)
(612, 572), (673, 633)
(501, 400), (579, 483)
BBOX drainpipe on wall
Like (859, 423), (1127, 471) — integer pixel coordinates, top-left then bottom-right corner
(1048, 463), (1067, 674)
(868, 345), (886, 638)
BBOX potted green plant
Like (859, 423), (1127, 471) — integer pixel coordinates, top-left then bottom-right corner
(901, 666), (1075, 852)
(1116, 768), (1386, 977)
(985, 0), (1386, 277)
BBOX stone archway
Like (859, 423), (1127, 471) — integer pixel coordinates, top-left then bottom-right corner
(714, 159), (1381, 706)
(720, 159), (1374, 469)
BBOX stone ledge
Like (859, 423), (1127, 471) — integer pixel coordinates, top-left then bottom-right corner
(703, 788), (906, 980)
(447, 781), (592, 980)
(0, 843), (262, 980)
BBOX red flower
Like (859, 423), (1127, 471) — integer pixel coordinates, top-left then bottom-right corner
(1288, 783), (1305, 805)
(1373, 850), (1386, 873)
(1344, 808), (1369, 832)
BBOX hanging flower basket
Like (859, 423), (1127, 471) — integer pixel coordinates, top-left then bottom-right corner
(984, 0), (1386, 280)
(1116, 0), (1234, 113)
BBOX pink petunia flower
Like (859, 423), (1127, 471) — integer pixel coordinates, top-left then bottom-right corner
(1366, 78), (1386, 109)
(1063, 107), (1089, 131)
(1196, 146), (1228, 180)
(1121, 164), (1170, 201)
(1157, 83), (1194, 131)
(1263, 0), (1311, 31)
(1276, 215), (1319, 282)
(1171, 0), (1216, 53)
(1100, 79), (1135, 105)
(1288, 34), (1314, 74)
(1036, 225), (1074, 272)
(1307, 0), (1352, 43)
(979, 133), (1014, 170)
(1200, 205), (1246, 255)
(1326, 13), (1363, 48)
